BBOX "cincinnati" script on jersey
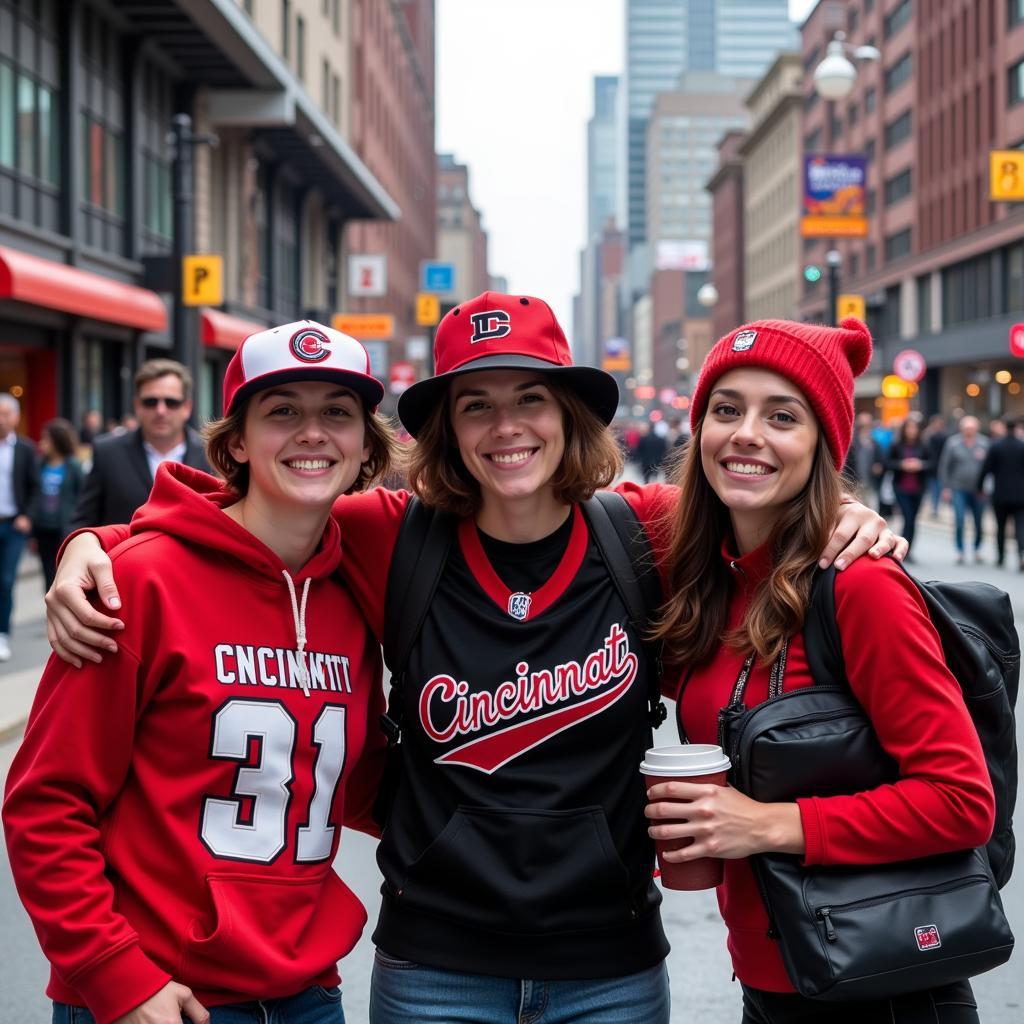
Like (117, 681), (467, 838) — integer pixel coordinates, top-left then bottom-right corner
(418, 623), (638, 773)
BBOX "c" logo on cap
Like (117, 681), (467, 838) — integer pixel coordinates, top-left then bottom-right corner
(469, 310), (512, 343)
(290, 327), (332, 363)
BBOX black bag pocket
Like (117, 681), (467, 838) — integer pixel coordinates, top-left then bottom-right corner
(394, 804), (636, 933)
(757, 848), (1015, 1002)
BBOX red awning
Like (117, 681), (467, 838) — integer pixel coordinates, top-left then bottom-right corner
(201, 309), (264, 351)
(0, 245), (167, 332)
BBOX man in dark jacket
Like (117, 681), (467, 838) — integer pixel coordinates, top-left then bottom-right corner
(0, 392), (40, 661)
(979, 418), (1024, 570)
(71, 359), (210, 530)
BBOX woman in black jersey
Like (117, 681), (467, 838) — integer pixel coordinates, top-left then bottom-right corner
(46, 293), (905, 1024)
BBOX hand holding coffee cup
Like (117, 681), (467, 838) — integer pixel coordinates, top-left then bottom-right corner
(641, 744), (731, 890)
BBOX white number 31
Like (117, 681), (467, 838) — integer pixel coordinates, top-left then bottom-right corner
(200, 698), (347, 864)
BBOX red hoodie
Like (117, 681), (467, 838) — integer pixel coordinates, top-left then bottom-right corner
(3, 464), (386, 1023)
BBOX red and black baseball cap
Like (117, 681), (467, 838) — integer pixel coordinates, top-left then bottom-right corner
(397, 292), (619, 437)
(223, 320), (385, 415)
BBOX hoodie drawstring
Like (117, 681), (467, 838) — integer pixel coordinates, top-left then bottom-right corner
(282, 570), (313, 697)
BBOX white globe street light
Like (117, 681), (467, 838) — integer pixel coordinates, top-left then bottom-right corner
(813, 32), (881, 101)
(697, 282), (719, 308)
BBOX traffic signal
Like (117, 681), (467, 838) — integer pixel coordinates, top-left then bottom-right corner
(803, 264), (823, 283)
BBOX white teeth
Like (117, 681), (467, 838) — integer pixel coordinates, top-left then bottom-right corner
(725, 462), (771, 476)
(490, 450), (533, 465)
(287, 459), (332, 470)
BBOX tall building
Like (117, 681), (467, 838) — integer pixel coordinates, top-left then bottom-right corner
(436, 154), (489, 304)
(0, 0), (398, 435)
(738, 52), (803, 322)
(588, 76), (620, 241)
(705, 130), (747, 342)
(799, 0), (1024, 419)
(646, 72), (749, 252)
(577, 76), (621, 367)
(343, 0), (437, 371)
(624, 0), (795, 248)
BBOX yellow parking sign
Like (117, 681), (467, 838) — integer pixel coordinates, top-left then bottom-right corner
(990, 151), (1024, 201)
(182, 255), (223, 306)
(415, 293), (441, 326)
(837, 294), (865, 322)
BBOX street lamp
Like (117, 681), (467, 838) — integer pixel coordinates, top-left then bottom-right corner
(812, 34), (880, 324)
(813, 32), (881, 101)
(696, 282), (719, 309)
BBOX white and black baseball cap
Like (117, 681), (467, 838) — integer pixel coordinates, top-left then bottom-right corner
(222, 321), (384, 414)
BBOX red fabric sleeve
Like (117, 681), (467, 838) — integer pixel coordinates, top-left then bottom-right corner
(796, 557), (995, 865)
(57, 524), (130, 564)
(331, 488), (411, 642)
(613, 481), (680, 591)
(2, 645), (172, 1022)
(342, 658), (388, 840)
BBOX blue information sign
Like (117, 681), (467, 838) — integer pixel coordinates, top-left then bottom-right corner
(420, 261), (456, 294)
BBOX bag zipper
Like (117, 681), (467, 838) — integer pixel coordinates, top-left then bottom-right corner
(814, 874), (989, 943)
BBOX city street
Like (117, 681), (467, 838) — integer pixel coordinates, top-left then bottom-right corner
(0, 503), (1022, 1022)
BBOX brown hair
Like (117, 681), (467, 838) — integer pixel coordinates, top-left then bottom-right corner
(203, 397), (397, 496)
(134, 359), (193, 400)
(42, 417), (79, 458)
(652, 424), (841, 669)
(405, 377), (624, 517)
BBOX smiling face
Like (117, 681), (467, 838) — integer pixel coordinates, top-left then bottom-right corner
(700, 367), (820, 551)
(228, 380), (370, 513)
(449, 369), (566, 510)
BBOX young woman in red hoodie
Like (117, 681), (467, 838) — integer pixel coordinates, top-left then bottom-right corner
(4, 322), (395, 1024)
(41, 296), (905, 1024)
(645, 318), (994, 1024)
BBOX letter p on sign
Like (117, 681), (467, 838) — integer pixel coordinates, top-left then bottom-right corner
(183, 254), (224, 307)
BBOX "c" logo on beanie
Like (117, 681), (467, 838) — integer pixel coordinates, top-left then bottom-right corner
(469, 310), (512, 343)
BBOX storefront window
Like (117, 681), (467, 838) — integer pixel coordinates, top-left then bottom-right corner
(0, 0), (62, 228)
(140, 60), (173, 248)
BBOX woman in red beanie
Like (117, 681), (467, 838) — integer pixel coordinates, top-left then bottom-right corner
(645, 318), (994, 1023)
(41, 298), (905, 1024)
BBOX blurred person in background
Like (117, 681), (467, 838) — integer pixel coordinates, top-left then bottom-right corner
(843, 412), (884, 508)
(922, 414), (949, 518)
(637, 420), (668, 482)
(979, 417), (1024, 571)
(31, 419), (84, 592)
(71, 359), (210, 529)
(885, 418), (932, 562)
(938, 415), (990, 565)
(0, 392), (39, 662)
(78, 410), (103, 446)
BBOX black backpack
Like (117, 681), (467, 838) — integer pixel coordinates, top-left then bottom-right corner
(804, 563), (1020, 887)
(374, 492), (667, 817)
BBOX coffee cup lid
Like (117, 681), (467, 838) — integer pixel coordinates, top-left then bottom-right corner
(639, 743), (731, 777)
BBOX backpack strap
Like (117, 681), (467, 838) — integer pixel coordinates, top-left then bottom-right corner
(583, 491), (668, 728)
(380, 496), (456, 744)
(803, 565), (846, 688)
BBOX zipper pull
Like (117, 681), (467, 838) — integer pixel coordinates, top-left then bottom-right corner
(817, 907), (837, 942)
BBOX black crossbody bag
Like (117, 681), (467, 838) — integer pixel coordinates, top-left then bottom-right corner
(711, 577), (1015, 1002)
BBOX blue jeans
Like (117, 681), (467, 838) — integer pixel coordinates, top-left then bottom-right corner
(0, 516), (28, 634)
(894, 491), (924, 552)
(53, 986), (344, 1024)
(370, 949), (670, 1024)
(951, 489), (985, 554)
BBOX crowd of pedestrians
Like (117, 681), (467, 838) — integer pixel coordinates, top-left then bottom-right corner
(841, 409), (1024, 568)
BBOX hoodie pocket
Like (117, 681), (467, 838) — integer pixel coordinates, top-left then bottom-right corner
(182, 871), (366, 995)
(395, 805), (635, 934)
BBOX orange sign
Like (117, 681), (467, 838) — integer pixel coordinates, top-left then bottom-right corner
(990, 151), (1024, 201)
(331, 313), (395, 340)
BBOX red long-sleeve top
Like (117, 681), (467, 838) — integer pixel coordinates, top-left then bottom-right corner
(675, 540), (995, 991)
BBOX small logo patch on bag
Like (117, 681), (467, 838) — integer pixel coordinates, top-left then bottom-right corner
(914, 924), (941, 951)
(732, 330), (758, 351)
(507, 592), (532, 621)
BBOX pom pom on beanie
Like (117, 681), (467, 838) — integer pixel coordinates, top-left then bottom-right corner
(689, 317), (874, 468)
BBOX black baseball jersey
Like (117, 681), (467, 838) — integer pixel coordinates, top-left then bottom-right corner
(372, 505), (670, 979)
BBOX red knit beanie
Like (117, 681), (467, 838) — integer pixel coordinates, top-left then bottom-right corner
(689, 317), (873, 468)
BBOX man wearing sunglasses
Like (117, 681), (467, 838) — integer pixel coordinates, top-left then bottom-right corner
(71, 360), (210, 530)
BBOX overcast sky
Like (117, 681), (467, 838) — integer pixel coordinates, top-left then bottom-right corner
(435, 0), (817, 335)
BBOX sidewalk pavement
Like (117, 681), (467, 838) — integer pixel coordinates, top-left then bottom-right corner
(0, 498), (1020, 745)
